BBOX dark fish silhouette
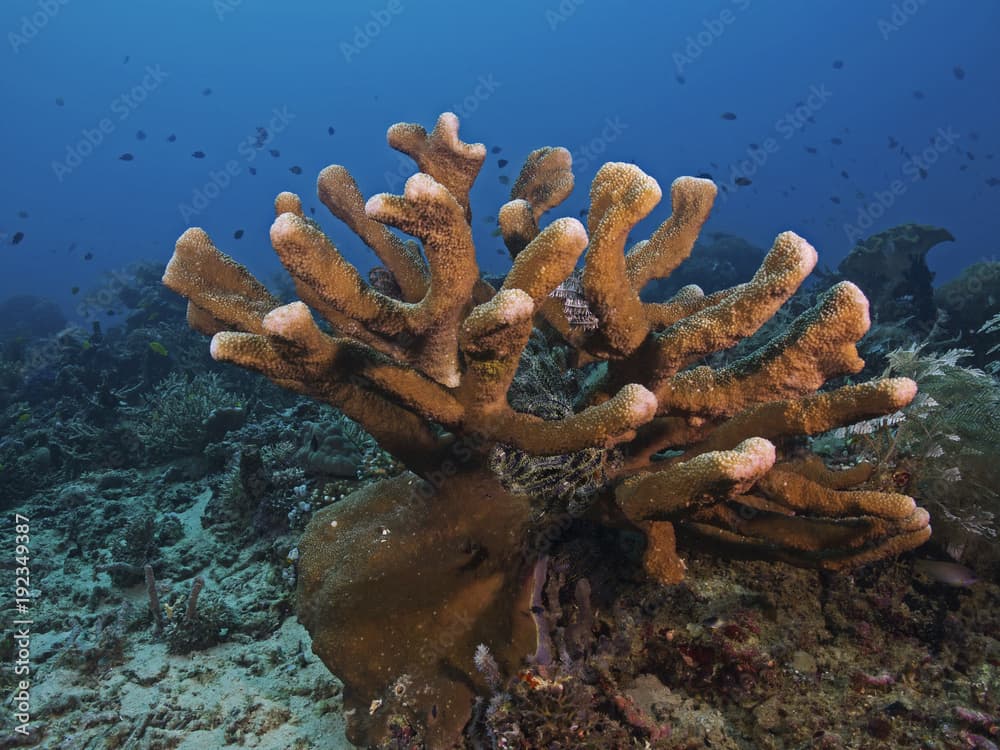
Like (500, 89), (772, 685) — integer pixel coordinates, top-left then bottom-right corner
(55, 97), (64, 106)
(841, 170), (849, 178)
(888, 136), (899, 149)
(830, 137), (842, 145)
(805, 146), (818, 154)
(84, 251), (93, 260)
(12, 231), (24, 245)
(696, 172), (713, 179)
(290, 166), (303, 174)
(202, 87), (213, 95)
(720, 112), (737, 120)
(832, 59), (844, 69)
(123, 55), (129, 64)
(675, 74), (686, 84)
(119, 153), (134, 161)
(491, 146), (502, 154)
(328, 126), (336, 135)
(913, 90), (925, 99)
(136, 130), (146, 140)
(71, 286), (80, 294)
(166, 133), (176, 142)
(578, 209), (588, 217)
(192, 151), (205, 158)
(497, 159), (508, 168)
(17, 211), (28, 218)
(269, 149), (280, 157)
(249, 167), (257, 175)
(830, 196), (841, 204)
(953, 66), (965, 80)
(986, 177), (1000, 187)
(734, 177), (752, 186)
(233, 229), (244, 239)
(498, 175), (509, 185)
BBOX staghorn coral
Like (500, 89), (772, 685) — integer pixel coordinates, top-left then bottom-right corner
(163, 112), (930, 747)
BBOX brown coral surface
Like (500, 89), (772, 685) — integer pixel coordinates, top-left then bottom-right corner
(163, 112), (930, 746)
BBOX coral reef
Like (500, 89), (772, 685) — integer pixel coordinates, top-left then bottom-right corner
(164, 112), (931, 746)
(835, 223), (954, 331)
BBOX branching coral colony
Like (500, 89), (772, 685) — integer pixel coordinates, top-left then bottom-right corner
(163, 112), (931, 746)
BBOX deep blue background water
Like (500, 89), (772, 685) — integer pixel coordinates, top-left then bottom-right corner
(2, 0), (998, 328)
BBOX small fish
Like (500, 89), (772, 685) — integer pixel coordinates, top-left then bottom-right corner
(734, 176), (752, 186)
(498, 175), (509, 185)
(953, 65), (965, 80)
(985, 177), (999, 187)
(696, 172), (713, 179)
(720, 112), (737, 120)
(805, 146), (818, 154)
(233, 229), (244, 239)
(491, 146), (502, 154)
(149, 341), (169, 356)
(166, 133), (176, 142)
(913, 90), (925, 99)
(832, 59), (844, 69)
(289, 165), (302, 174)
(888, 136), (899, 149)
(841, 170), (850, 178)
(192, 151), (205, 158)
(675, 73), (686, 84)
(17, 413), (30, 424)
(119, 153), (135, 161)
(497, 159), (508, 168)
(83, 251), (93, 260)
(123, 55), (130, 64)
(249, 167), (257, 175)
(269, 148), (280, 157)
(914, 559), (976, 587)
(136, 130), (146, 140)
(310, 206), (315, 214)
(71, 286), (80, 295)
(749, 143), (760, 151)
(830, 137), (843, 145)
(12, 231), (24, 245)
(202, 87), (213, 96)
(918, 167), (928, 179)
(327, 126), (336, 135)
(967, 151), (975, 160)
(55, 96), (65, 106)
(490, 228), (503, 237)
(17, 210), (28, 218)
(830, 196), (841, 204)
(578, 209), (588, 217)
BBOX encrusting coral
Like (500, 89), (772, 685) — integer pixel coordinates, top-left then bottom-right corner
(163, 112), (931, 747)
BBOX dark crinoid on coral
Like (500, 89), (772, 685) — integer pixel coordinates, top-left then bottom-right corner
(163, 112), (931, 746)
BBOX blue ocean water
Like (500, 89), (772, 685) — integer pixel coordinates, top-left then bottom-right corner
(2, 0), (997, 324)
